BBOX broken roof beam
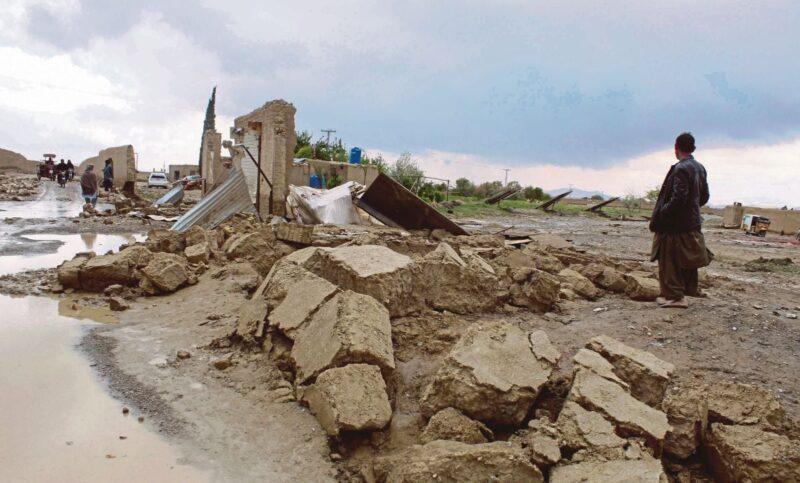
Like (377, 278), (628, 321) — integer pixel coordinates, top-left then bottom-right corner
(586, 196), (620, 212)
(356, 173), (468, 235)
(537, 190), (572, 211)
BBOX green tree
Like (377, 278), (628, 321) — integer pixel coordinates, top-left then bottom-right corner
(389, 152), (424, 190)
(454, 177), (475, 196)
(645, 185), (661, 202)
(622, 194), (642, 213)
(522, 186), (549, 201)
(361, 153), (389, 174)
(198, 86), (216, 171)
(295, 145), (313, 158)
(473, 181), (504, 199)
(295, 130), (313, 155)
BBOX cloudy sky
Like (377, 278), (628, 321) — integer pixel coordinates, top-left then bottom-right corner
(1, 1), (799, 206)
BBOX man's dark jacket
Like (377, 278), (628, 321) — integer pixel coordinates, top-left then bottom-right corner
(649, 155), (709, 233)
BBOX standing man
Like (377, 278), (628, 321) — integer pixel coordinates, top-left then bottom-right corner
(649, 132), (713, 308)
(102, 158), (114, 192)
(81, 164), (99, 207)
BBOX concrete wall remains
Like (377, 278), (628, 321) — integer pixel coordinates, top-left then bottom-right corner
(232, 100), (296, 217)
(168, 164), (199, 181)
(77, 145), (136, 192)
(200, 129), (224, 194)
(0, 148), (38, 173)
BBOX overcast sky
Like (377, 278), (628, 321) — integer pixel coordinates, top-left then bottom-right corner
(1, 1), (799, 206)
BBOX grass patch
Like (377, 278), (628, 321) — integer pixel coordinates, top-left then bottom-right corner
(438, 196), (651, 219)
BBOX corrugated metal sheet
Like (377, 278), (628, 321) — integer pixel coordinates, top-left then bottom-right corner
(241, 130), (259, 200)
(154, 184), (184, 207)
(170, 167), (254, 233)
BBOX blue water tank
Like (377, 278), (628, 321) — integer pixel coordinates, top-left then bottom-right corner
(309, 173), (323, 188)
(349, 147), (362, 165)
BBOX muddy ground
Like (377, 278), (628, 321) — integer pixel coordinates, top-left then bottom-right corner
(1, 172), (799, 481)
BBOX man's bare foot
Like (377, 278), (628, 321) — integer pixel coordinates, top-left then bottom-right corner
(656, 297), (669, 306)
(660, 298), (688, 308)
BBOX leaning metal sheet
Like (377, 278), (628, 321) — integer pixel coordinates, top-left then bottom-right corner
(170, 167), (254, 232)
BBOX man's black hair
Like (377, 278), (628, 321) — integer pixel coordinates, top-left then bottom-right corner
(675, 132), (696, 153)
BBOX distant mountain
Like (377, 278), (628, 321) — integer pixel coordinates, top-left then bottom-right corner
(546, 187), (611, 200)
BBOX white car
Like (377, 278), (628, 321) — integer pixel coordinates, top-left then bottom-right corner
(148, 172), (170, 189)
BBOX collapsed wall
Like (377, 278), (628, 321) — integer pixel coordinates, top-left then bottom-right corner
(51, 218), (800, 481)
(231, 100), (297, 217)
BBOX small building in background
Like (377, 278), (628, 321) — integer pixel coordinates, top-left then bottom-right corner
(168, 164), (199, 181)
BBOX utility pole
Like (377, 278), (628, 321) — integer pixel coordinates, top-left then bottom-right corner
(321, 129), (336, 161)
(502, 168), (510, 186)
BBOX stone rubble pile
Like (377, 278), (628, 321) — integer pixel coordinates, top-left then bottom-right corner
(50, 216), (798, 480)
(0, 174), (39, 201)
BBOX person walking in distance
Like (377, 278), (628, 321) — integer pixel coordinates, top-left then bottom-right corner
(80, 164), (99, 207)
(649, 132), (713, 308)
(102, 158), (113, 192)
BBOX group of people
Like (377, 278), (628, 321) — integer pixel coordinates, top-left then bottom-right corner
(79, 158), (114, 207)
(55, 159), (75, 186)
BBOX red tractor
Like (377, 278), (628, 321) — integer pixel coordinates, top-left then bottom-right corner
(38, 154), (57, 181)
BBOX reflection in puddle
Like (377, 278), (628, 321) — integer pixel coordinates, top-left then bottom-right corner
(0, 294), (210, 482)
(57, 295), (119, 324)
(0, 233), (145, 276)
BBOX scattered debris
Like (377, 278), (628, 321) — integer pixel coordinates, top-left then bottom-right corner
(286, 182), (364, 225)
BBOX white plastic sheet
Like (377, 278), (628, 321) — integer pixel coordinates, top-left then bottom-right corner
(287, 182), (363, 225)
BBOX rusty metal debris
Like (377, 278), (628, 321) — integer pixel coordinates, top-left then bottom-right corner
(485, 187), (521, 205)
(586, 196), (620, 213)
(356, 173), (468, 235)
(538, 190), (572, 211)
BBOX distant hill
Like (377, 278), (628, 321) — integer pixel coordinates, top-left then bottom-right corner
(0, 147), (38, 174)
(546, 187), (611, 200)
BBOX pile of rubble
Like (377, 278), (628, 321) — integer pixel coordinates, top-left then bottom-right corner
(53, 217), (798, 480)
(0, 174), (39, 201)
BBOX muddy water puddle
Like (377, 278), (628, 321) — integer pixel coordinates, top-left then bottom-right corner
(0, 233), (145, 276)
(0, 294), (210, 482)
(0, 223), (208, 480)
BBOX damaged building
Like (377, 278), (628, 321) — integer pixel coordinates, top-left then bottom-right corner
(198, 95), (380, 220)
